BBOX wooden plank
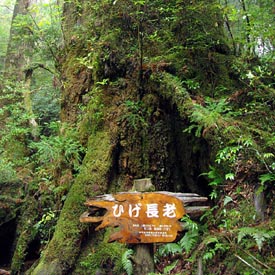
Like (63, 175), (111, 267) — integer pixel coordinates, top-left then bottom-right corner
(84, 192), (208, 205)
(185, 206), (210, 215)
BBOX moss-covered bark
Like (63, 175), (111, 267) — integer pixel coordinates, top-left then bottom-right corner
(31, 130), (114, 275)
(10, 197), (39, 275)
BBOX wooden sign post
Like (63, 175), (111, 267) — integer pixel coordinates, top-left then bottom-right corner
(80, 180), (208, 274)
(80, 192), (186, 243)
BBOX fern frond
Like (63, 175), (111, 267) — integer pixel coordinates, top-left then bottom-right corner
(178, 215), (199, 253)
(158, 243), (182, 256)
(163, 260), (178, 274)
(122, 249), (134, 275)
(179, 230), (198, 253)
(238, 227), (275, 250)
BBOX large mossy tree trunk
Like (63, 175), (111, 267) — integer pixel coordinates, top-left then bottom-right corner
(30, 1), (233, 274)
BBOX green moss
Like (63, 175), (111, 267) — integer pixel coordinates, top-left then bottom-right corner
(154, 72), (193, 118)
(10, 197), (39, 274)
(78, 87), (105, 143)
(73, 229), (126, 275)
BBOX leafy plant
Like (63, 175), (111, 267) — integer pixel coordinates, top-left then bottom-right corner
(184, 97), (236, 137)
(33, 208), (57, 245)
(153, 215), (199, 274)
(201, 165), (224, 199)
(259, 173), (275, 185)
(156, 243), (182, 260)
(237, 227), (275, 251)
(0, 157), (18, 184)
(148, 260), (178, 275)
(30, 122), (85, 172)
(201, 236), (229, 263)
(121, 100), (148, 130)
(122, 249), (134, 275)
(179, 216), (199, 253)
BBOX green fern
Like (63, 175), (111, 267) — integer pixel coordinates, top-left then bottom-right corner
(179, 230), (198, 254)
(238, 227), (275, 250)
(122, 249), (134, 275)
(158, 243), (182, 257)
(184, 97), (236, 137)
(179, 216), (199, 253)
(202, 236), (229, 262)
(163, 260), (178, 274)
(259, 172), (275, 184)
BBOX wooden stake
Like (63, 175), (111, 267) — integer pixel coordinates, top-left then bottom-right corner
(133, 178), (155, 275)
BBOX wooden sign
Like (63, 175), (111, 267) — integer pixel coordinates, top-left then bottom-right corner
(80, 192), (186, 243)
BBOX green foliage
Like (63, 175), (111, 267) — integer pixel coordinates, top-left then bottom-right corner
(0, 82), (33, 166)
(237, 227), (275, 251)
(2, 0), (275, 274)
(154, 216), (199, 270)
(259, 173), (275, 185)
(33, 208), (57, 245)
(11, 0), (62, 62)
(258, 152), (275, 186)
(0, 157), (18, 184)
(79, 87), (105, 135)
(122, 249), (134, 275)
(184, 97), (237, 137)
(30, 122), (85, 173)
(121, 100), (148, 130)
(148, 260), (179, 275)
(31, 76), (60, 129)
(179, 216), (199, 253)
(202, 236), (229, 263)
(80, 239), (125, 274)
(222, 0), (275, 57)
(0, 0), (14, 70)
(156, 243), (182, 260)
(202, 166), (224, 199)
(182, 78), (201, 91)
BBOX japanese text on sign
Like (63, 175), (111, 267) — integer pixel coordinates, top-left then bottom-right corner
(112, 203), (177, 218)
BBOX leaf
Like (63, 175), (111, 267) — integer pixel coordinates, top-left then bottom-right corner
(225, 173), (235, 180)
(179, 230), (198, 253)
(158, 243), (182, 256)
(237, 227), (274, 251)
(203, 251), (215, 261)
(179, 217), (199, 253)
(263, 152), (274, 159)
(122, 249), (134, 275)
(223, 196), (233, 206)
(259, 173), (275, 184)
(163, 260), (178, 274)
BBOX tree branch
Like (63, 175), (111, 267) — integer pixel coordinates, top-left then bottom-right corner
(24, 63), (56, 75)
(234, 254), (264, 275)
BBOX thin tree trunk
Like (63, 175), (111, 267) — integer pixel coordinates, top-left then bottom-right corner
(224, 0), (237, 55)
(4, 0), (38, 136)
(24, 68), (39, 140)
(239, 0), (254, 54)
(4, 0), (33, 80)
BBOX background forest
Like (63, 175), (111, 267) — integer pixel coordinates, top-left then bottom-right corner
(1, 0), (275, 274)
